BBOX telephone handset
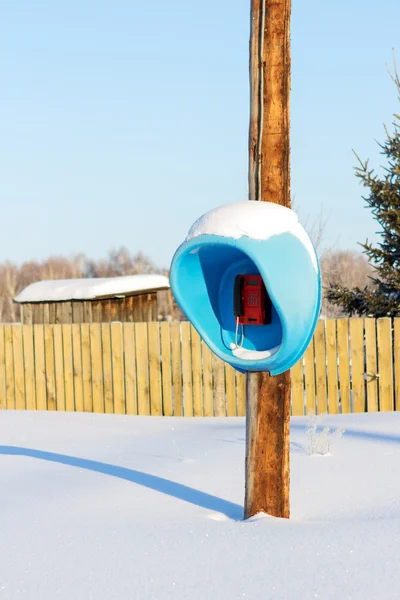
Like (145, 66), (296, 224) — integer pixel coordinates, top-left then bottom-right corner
(233, 275), (244, 320)
(233, 274), (272, 326)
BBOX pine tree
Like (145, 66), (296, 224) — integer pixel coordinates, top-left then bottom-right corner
(326, 63), (400, 317)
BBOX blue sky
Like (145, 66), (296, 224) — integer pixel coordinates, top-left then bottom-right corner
(1, 0), (399, 269)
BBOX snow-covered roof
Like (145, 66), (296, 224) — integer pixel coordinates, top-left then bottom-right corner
(14, 274), (170, 303)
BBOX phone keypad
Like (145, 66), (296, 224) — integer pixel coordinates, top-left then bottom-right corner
(248, 294), (259, 306)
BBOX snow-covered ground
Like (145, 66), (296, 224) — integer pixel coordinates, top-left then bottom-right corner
(1, 411), (400, 600)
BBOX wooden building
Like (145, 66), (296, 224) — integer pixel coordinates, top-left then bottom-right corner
(14, 274), (170, 324)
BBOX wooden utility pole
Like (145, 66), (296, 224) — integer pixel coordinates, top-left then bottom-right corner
(245, 0), (291, 519)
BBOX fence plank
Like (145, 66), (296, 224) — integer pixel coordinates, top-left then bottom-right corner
(349, 319), (365, 413)
(48, 303), (56, 324)
(34, 325), (46, 411)
(22, 304), (33, 325)
(12, 326), (25, 410)
(0, 326), (5, 409)
(110, 301), (119, 323)
(53, 325), (65, 411)
(111, 323), (125, 414)
(84, 302), (92, 324)
(337, 319), (351, 414)
(4, 326), (15, 409)
(325, 319), (339, 415)
(71, 325), (82, 412)
(90, 324), (104, 413)
(202, 343), (214, 416)
(138, 297), (145, 321)
(101, 324), (113, 414)
(394, 319), (400, 411)
(44, 325), (56, 411)
(377, 317), (394, 412)
(225, 364), (236, 416)
(214, 356), (226, 417)
(22, 326), (36, 410)
(125, 297), (134, 323)
(58, 302), (70, 322)
(100, 300), (111, 323)
(119, 298), (126, 321)
(148, 322), (162, 416)
(181, 322), (193, 416)
(58, 302), (72, 324)
(43, 304), (50, 324)
(72, 302), (83, 324)
(313, 320), (327, 413)
(290, 359), (304, 416)
(132, 298), (141, 322)
(91, 301), (102, 323)
(236, 371), (246, 416)
(364, 318), (378, 412)
(63, 325), (75, 412)
(33, 304), (43, 324)
(171, 322), (183, 416)
(191, 327), (203, 417)
(123, 323), (137, 415)
(304, 340), (316, 415)
(81, 324), (93, 412)
(160, 322), (172, 416)
(136, 322), (150, 415)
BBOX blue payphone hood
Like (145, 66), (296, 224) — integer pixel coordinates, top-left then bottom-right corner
(170, 201), (321, 375)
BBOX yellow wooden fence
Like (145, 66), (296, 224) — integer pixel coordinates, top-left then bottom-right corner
(0, 318), (398, 415)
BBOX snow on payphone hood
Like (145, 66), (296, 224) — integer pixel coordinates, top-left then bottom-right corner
(170, 201), (321, 375)
(186, 201), (318, 273)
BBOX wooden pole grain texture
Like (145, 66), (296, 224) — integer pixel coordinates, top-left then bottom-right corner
(245, 0), (291, 520)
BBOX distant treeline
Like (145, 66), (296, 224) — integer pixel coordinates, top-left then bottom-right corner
(0, 246), (373, 322)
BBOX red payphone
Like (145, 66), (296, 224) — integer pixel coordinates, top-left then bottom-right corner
(233, 274), (272, 326)
(232, 274), (272, 349)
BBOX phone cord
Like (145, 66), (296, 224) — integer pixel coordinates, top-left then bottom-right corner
(234, 317), (244, 349)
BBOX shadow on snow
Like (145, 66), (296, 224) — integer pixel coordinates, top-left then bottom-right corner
(0, 445), (243, 520)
